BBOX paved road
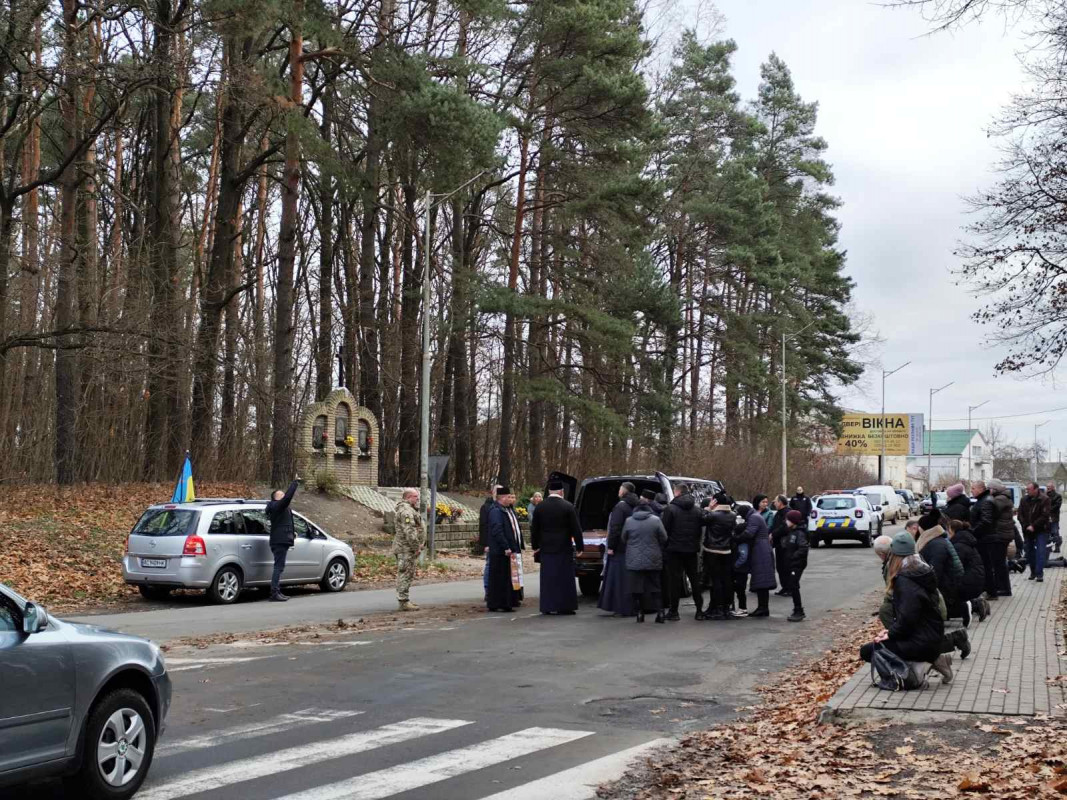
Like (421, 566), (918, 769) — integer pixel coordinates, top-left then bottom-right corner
(14, 544), (884, 800)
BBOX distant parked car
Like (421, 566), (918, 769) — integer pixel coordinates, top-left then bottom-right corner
(854, 485), (906, 524)
(919, 492), (948, 515)
(122, 499), (355, 604)
(896, 489), (919, 516)
(0, 582), (170, 799)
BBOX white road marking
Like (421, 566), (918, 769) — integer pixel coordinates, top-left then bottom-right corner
(166, 655), (272, 672)
(476, 738), (670, 799)
(158, 708), (364, 756)
(138, 717), (471, 800)
(276, 726), (595, 800)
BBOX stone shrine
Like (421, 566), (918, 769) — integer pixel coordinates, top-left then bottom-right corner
(297, 388), (379, 486)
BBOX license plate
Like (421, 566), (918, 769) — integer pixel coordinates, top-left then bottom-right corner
(140, 558), (167, 568)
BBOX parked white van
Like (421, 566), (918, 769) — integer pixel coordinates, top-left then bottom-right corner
(854, 485), (907, 524)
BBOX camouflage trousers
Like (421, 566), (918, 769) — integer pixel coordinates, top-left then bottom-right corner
(396, 550), (419, 602)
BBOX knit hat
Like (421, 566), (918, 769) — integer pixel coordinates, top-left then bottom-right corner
(890, 531), (916, 556)
(988, 479), (1005, 493)
(946, 482), (965, 500)
(786, 510), (804, 526)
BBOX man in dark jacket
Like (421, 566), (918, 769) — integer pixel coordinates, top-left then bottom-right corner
(987, 480), (1016, 598)
(266, 478), (299, 601)
(479, 484), (502, 599)
(789, 487), (813, 519)
(531, 482), (584, 615)
(782, 510), (809, 622)
(703, 494), (737, 621)
(661, 484), (705, 621)
(1047, 483), (1062, 552)
(769, 495), (791, 596)
(969, 481), (995, 598)
(1018, 482), (1051, 581)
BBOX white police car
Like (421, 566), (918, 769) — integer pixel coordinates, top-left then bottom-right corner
(808, 493), (879, 547)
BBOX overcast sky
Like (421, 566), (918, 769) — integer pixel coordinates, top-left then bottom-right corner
(683, 1), (1066, 457)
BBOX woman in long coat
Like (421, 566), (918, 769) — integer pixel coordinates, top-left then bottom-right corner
(737, 502), (776, 617)
(598, 488), (639, 616)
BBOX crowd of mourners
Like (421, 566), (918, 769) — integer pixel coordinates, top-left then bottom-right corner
(474, 476), (1060, 691)
(860, 479), (1059, 689)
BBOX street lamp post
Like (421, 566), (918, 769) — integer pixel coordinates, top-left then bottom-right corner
(420, 171), (487, 558)
(1034, 421), (1050, 483)
(781, 321), (816, 496)
(967, 401), (988, 483)
(927, 382), (954, 492)
(879, 362), (910, 484)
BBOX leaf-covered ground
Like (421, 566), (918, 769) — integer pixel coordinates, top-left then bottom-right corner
(600, 582), (1067, 799)
(0, 484), (491, 613)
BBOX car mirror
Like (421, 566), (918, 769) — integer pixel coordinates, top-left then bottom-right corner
(22, 602), (48, 634)
(875, 505), (882, 512)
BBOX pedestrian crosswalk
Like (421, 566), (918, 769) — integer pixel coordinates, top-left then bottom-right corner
(143, 706), (654, 800)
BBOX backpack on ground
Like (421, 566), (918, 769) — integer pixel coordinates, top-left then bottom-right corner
(870, 645), (928, 691)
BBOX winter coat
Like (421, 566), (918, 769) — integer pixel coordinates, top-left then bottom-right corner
(782, 523), (809, 573)
(760, 508), (775, 528)
(951, 529), (985, 603)
(621, 509), (668, 572)
(648, 501), (664, 518)
(530, 495), (584, 555)
(943, 494), (972, 524)
(478, 497), (495, 550)
(606, 493), (639, 552)
(1049, 489), (1062, 521)
(992, 491), (1018, 543)
(887, 560), (945, 663)
(968, 490), (995, 542)
(735, 507), (776, 590)
(916, 526), (964, 600)
(266, 480), (298, 547)
(1019, 492), (1052, 538)
(769, 508), (790, 549)
(487, 503), (523, 556)
(661, 494), (704, 554)
(704, 508), (736, 553)
(789, 493), (813, 519)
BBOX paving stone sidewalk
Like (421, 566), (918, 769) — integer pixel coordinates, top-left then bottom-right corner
(826, 564), (1066, 718)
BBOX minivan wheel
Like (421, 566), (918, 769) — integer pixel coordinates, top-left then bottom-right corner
(74, 688), (155, 800)
(137, 585), (171, 601)
(209, 566), (242, 604)
(320, 558), (349, 592)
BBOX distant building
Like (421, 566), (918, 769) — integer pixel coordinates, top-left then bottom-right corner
(1036, 462), (1067, 492)
(905, 429), (991, 487)
(854, 454), (908, 488)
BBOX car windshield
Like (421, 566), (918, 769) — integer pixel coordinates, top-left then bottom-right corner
(817, 497), (855, 511)
(131, 508), (200, 537)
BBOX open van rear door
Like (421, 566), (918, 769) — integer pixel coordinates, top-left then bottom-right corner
(546, 471), (578, 503)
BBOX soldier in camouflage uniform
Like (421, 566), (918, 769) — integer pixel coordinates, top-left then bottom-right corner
(393, 489), (426, 611)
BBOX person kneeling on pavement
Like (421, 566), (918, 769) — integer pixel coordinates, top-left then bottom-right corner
(861, 532), (954, 685)
(947, 519), (990, 626)
(874, 532), (969, 673)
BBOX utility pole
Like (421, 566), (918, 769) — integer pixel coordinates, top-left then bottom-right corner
(781, 321), (816, 496)
(927, 382), (954, 492)
(420, 171), (487, 553)
(1034, 421), (1050, 484)
(967, 401), (988, 484)
(880, 361), (910, 484)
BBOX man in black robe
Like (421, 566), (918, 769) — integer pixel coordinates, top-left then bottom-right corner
(486, 487), (524, 612)
(531, 481), (585, 615)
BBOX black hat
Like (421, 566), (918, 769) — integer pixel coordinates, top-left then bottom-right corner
(714, 492), (732, 506)
(497, 485), (512, 495)
(640, 489), (656, 501)
(547, 480), (564, 492)
(700, 498), (711, 509)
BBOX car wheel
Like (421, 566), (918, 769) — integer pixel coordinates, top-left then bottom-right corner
(208, 565), (242, 604)
(75, 688), (155, 800)
(320, 558), (349, 592)
(137, 585), (171, 601)
(823, 537), (833, 548)
(862, 531), (873, 548)
(578, 575), (601, 597)
(878, 519), (884, 536)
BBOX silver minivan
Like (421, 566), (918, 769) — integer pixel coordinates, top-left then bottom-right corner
(121, 500), (355, 604)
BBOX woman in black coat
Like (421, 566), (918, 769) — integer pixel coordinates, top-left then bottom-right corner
(947, 520), (988, 622)
(860, 554), (945, 664)
(942, 483), (971, 523)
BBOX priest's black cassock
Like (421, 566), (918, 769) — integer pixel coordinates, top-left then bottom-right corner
(486, 500), (523, 611)
(531, 491), (585, 614)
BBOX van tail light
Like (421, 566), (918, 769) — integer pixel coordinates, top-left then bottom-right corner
(810, 511), (817, 519)
(182, 535), (207, 556)
(855, 510), (864, 518)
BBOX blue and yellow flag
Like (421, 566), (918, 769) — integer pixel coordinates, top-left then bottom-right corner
(170, 454), (196, 503)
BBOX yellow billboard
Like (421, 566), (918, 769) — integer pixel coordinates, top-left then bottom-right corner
(836, 413), (924, 456)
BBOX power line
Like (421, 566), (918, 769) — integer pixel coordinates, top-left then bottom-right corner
(933, 404), (1067, 423)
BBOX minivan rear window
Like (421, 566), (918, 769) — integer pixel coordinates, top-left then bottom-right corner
(818, 497), (856, 511)
(131, 509), (200, 537)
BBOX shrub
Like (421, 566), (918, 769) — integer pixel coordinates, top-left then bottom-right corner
(313, 469), (341, 495)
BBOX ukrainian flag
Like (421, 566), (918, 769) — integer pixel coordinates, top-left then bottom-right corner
(170, 453), (196, 503)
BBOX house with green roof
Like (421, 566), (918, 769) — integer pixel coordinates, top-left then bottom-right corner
(905, 429), (990, 486)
